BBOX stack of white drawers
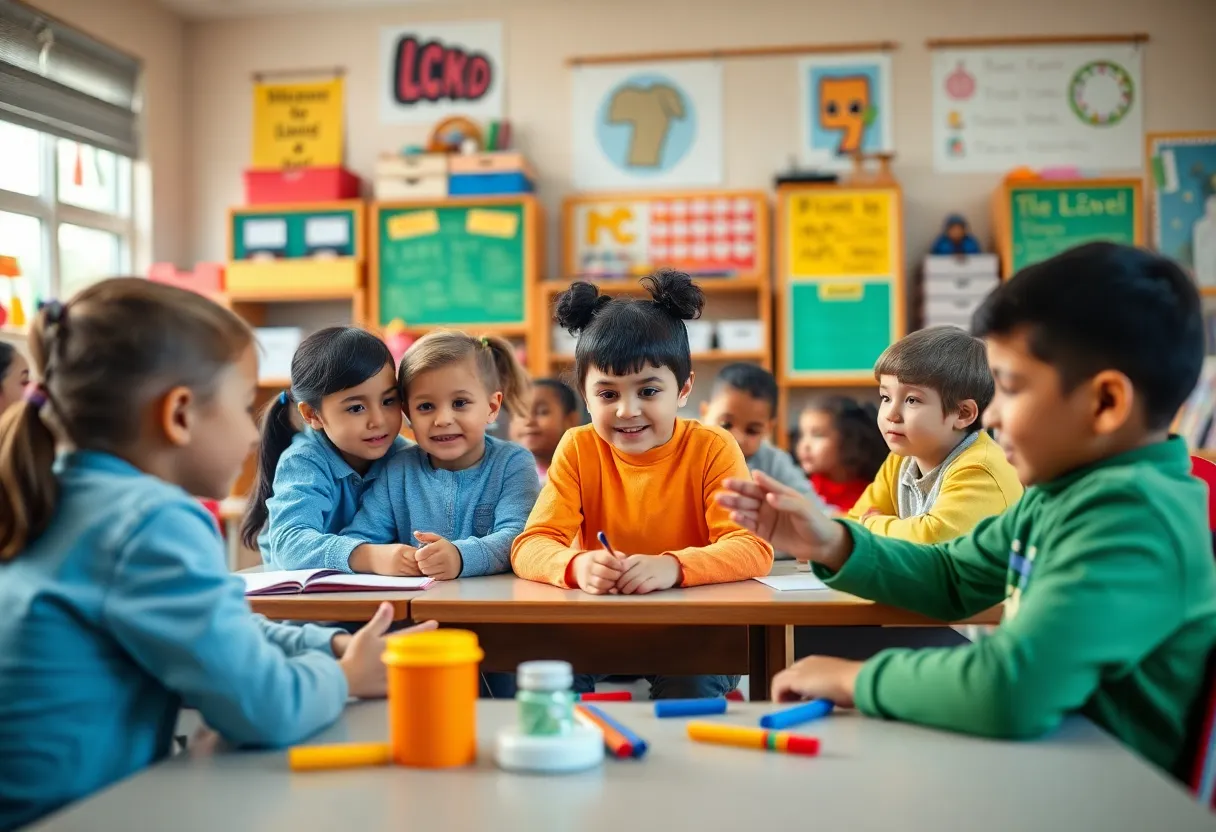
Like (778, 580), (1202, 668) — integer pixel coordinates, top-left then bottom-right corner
(921, 254), (1000, 331)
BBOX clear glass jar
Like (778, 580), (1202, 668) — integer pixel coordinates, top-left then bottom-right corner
(516, 660), (576, 736)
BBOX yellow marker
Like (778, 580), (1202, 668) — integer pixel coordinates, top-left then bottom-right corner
(686, 721), (820, 756)
(288, 742), (392, 771)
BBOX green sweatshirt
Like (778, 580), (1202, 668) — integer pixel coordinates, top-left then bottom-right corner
(817, 437), (1216, 774)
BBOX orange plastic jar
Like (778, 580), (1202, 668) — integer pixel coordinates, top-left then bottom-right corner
(382, 629), (484, 768)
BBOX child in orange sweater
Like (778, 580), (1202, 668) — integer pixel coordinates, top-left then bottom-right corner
(511, 269), (774, 699)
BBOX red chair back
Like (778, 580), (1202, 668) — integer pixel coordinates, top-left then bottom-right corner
(1190, 456), (1216, 533)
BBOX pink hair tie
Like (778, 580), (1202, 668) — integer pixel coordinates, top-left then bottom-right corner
(22, 384), (48, 410)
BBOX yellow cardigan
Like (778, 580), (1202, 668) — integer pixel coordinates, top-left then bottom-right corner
(846, 431), (1023, 544)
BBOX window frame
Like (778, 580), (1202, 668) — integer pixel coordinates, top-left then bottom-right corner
(0, 126), (134, 301)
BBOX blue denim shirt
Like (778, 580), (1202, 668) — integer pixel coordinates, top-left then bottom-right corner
(343, 435), (540, 577)
(0, 451), (347, 830)
(260, 429), (407, 572)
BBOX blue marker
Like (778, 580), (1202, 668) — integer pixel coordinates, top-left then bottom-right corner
(655, 698), (728, 718)
(759, 699), (834, 730)
(580, 704), (648, 758)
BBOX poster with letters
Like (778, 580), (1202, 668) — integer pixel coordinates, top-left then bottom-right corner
(380, 21), (504, 124)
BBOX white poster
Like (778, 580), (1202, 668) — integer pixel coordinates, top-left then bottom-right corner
(571, 60), (723, 191)
(932, 43), (1143, 173)
(798, 52), (894, 170)
(380, 21), (504, 124)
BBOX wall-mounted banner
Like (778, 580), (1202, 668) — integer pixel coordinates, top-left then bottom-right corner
(251, 77), (344, 169)
(380, 21), (504, 124)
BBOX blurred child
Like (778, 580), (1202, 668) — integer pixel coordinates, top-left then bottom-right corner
(240, 327), (407, 571)
(796, 397), (887, 513)
(512, 270), (773, 700)
(0, 342), (29, 412)
(343, 331), (540, 580)
(719, 243), (1216, 778)
(848, 326), (1022, 543)
(509, 377), (582, 484)
(0, 280), (432, 829)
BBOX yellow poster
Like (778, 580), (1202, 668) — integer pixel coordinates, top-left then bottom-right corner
(788, 190), (893, 278)
(252, 78), (344, 169)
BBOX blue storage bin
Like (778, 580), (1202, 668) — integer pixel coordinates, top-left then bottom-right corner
(448, 172), (535, 196)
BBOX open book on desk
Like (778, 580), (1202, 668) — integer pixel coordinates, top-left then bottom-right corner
(242, 569), (434, 596)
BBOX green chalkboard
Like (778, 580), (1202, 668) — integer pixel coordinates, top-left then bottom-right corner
(376, 204), (527, 326)
(231, 208), (357, 260)
(788, 280), (892, 377)
(1008, 184), (1138, 274)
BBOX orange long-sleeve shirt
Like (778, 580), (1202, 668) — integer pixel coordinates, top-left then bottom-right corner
(510, 419), (774, 588)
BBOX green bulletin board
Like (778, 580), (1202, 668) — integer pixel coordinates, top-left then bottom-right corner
(1008, 184), (1138, 274)
(788, 281), (893, 378)
(376, 203), (527, 326)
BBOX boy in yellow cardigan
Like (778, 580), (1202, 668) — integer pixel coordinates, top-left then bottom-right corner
(849, 326), (1022, 544)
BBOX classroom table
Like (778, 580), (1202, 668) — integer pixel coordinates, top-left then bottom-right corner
(246, 563), (1000, 700)
(28, 702), (1212, 831)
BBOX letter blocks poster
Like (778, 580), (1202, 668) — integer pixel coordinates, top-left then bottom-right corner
(571, 60), (723, 191)
(380, 21), (504, 124)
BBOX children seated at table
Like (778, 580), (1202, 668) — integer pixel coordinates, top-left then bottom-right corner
(509, 377), (582, 485)
(796, 396), (888, 513)
(511, 269), (773, 699)
(241, 327), (407, 570)
(719, 243), (1216, 778)
(342, 331), (540, 580)
(848, 325), (1022, 543)
(0, 281), (431, 830)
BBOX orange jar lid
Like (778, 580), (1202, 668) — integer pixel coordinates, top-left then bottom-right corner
(383, 629), (483, 667)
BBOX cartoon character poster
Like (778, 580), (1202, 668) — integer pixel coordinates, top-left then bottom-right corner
(798, 52), (894, 170)
(571, 60), (724, 191)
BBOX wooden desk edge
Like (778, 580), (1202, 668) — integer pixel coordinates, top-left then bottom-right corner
(249, 597), (412, 622)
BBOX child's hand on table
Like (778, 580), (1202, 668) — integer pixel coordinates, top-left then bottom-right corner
(350, 543), (422, 577)
(334, 603), (438, 698)
(771, 656), (863, 708)
(413, 532), (463, 581)
(571, 550), (625, 595)
(717, 470), (852, 572)
(616, 554), (681, 595)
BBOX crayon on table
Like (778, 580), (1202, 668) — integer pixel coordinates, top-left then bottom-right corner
(687, 722), (820, 756)
(579, 703), (649, 759)
(288, 742), (392, 771)
(759, 699), (834, 730)
(655, 698), (728, 718)
(574, 705), (634, 759)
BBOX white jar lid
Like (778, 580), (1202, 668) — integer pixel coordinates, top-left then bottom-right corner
(495, 724), (603, 774)
(517, 660), (573, 691)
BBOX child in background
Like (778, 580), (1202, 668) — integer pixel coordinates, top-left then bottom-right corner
(0, 341), (29, 411)
(512, 270), (773, 700)
(719, 243), (1216, 778)
(240, 327), (407, 572)
(0, 280), (432, 829)
(509, 377), (582, 484)
(796, 397), (887, 513)
(343, 331), (540, 581)
(848, 326), (1022, 543)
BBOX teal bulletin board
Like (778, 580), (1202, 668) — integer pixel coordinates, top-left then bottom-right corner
(1007, 183), (1139, 274)
(375, 203), (527, 326)
(230, 207), (358, 260)
(787, 281), (894, 378)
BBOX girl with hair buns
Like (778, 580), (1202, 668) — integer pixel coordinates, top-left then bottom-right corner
(510, 269), (773, 700)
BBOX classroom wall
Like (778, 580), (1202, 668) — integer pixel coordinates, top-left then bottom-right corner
(184, 0), (1216, 270)
(26, 0), (189, 266)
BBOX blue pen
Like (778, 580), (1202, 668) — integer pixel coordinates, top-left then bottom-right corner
(580, 704), (648, 758)
(596, 530), (620, 557)
(759, 699), (834, 730)
(655, 698), (728, 718)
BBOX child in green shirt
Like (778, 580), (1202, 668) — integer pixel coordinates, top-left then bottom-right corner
(719, 242), (1216, 778)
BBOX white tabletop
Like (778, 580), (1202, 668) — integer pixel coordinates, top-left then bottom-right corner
(30, 702), (1211, 831)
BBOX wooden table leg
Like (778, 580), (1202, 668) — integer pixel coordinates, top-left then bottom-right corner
(748, 624), (792, 702)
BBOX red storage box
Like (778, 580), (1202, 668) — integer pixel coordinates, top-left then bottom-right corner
(148, 262), (225, 295)
(243, 167), (361, 204)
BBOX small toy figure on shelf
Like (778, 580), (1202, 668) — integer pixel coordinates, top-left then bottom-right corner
(930, 214), (981, 256)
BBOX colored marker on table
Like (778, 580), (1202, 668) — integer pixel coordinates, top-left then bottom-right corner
(579, 690), (633, 702)
(759, 698), (834, 730)
(655, 698), (728, 718)
(574, 704), (635, 759)
(687, 722), (819, 756)
(288, 742), (392, 772)
(578, 703), (649, 758)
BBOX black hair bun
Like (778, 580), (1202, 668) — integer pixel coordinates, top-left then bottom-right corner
(642, 268), (704, 321)
(554, 281), (611, 335)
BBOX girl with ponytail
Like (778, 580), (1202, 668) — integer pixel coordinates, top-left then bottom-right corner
(510, 269), (773, 700)
(0, 280), (429, 829)
(240, 327), (407, 572)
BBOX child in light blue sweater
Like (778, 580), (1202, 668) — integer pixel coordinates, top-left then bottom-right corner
(343, 331), (540, 580)
(240, 327), (407, 571)
(0, 280), (431, 830)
